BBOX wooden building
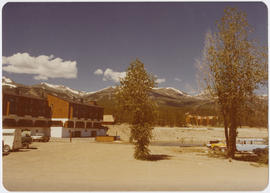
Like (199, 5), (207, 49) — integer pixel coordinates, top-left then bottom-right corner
(2, 91), (51, 136)
(47, 94), (105, 138)
(2, 91), (106, 138)
(185, 113), (218, 127)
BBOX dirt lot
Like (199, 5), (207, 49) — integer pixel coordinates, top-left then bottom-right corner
(107, 124), (268, 144)
(2, 140), (268, 191)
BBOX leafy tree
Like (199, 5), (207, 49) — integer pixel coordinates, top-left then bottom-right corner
(116, 59), (157, 160)
(197, 8), (267, 158)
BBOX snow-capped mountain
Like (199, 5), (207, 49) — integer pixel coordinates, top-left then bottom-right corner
(40, 82), (88, 96)
(153, 87), (191, 97)
(0, 76), (210, 102)
(2, 76), (17, 88)
(2, 76), (267, 112)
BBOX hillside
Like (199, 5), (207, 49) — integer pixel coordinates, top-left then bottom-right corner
(2, 76), (267, 127)
(2, 76), (212, 110)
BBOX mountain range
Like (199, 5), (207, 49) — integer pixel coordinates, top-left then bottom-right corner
(2, 76), (267, 118)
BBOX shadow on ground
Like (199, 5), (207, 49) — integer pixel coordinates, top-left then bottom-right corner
(19, 147), (38, 150)
(14, 147), (39, 152)
(147, 154), (173, 161)
(206, 150), (268, 166)
(234, 154), (260, 162)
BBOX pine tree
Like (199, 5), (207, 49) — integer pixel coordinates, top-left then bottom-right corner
(116, 59), (157, 160)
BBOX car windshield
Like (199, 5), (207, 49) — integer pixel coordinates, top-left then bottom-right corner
(210, 140), (220, 144)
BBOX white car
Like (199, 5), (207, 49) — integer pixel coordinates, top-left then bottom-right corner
(236, 138), (268, 153)
(32, 133), (50, 142)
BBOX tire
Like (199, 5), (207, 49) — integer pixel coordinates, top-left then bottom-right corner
(213, 146), (220, 151)
(221, 148), (226, 153)
(3, 145), (11, 153)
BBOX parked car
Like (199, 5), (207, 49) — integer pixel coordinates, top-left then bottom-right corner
(206, 139), (226, 152)
(236, 138), (268, 153)
(2, 129), (22, 153)
(207, 138), (268, 154)
(32, 133), (50, 142)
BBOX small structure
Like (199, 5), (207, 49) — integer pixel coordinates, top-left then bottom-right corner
(185, 113), (218, 126)
(95, 136), (115, 142)
(102, 115), (115, 125)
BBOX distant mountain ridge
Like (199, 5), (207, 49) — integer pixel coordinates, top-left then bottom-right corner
(2, 76), (267, 118)
(2, 76), (203, 100)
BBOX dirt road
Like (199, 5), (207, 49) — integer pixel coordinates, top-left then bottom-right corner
(2, 141), (268, 191)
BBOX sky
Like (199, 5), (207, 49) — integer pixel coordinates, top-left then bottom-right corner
(2, 2), (268, 95)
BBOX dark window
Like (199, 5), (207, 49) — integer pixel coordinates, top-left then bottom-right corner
(91, 131), (97, 137)
(86, 122), (92, 128)
(93, 122), (101, 128)
(72, 131), (81, 137)
(8, 97), (17, 114)
(75, 121), (85, 128)
(73, 104), (78, 118)
(65, 121), (74, 128)
(17, 119), (33, 127)
(49, 121), (63, 127)
(34, 120), (48, 127)
(3, 119), (17, 127)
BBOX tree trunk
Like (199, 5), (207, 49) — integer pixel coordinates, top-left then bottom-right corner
(224, 124), (229, 149)
(227, 127), (237, 158)
(227, 111), (237, 158)
(223, 111), (229, 146)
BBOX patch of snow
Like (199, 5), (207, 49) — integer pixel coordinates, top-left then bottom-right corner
(153, 87), (186, 95)
(41, 82), (86, 96)
(2, 76), (16, 87)
(165, 87), (184, 95)
(40, 82), (117, 96)
(2, 76), (13, 83)
(65, 86), (85, 95)
(2, 82), (17, 88)
(86, 86), (115, 95)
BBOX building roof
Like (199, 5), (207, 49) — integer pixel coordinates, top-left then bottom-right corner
(103, 115), (115, 122)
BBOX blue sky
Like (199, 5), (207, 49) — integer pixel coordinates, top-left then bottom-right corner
(2, 2), (268, 95)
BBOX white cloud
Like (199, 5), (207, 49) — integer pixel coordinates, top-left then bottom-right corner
(94, 68), (165, 84)
(174, 78), (182, 82)
(94, 69), (103, 75)
(2, 52), (77, 80)
(103, 68), (126, 82)
(156, 78), (166, 84)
